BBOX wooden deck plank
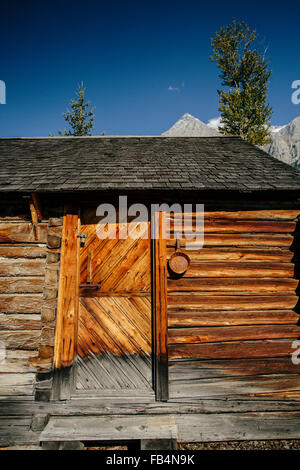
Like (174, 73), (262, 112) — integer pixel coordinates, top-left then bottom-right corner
(40, 415), (177, 442)
(176, 412), (300, 442)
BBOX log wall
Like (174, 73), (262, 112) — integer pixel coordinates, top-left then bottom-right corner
(0, 199), (63, 402)
(167, 209), (300, 401)
(1, 196), (300, 447)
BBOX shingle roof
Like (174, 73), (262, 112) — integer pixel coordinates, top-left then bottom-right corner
(0, 136), (300, 192)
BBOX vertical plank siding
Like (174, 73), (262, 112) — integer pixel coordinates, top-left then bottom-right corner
(167, 209), (300, 400)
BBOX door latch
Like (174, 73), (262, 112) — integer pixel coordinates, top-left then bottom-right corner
(79, 248), (101, 290)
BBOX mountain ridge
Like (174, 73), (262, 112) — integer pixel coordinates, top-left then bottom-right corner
(162, 113), (300, 168)
(264, 116), (300, 168)
(162, 113), (220, 137)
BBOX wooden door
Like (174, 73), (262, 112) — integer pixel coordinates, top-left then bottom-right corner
(74, 208), (153, 394)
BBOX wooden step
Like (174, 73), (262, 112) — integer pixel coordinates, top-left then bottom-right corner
(40, 415), (178, 442)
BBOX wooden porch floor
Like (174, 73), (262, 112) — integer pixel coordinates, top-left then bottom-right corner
(2, 396), (300, 446)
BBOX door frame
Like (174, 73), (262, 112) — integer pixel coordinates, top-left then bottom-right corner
(52, 204), (168, 401)
(152, 210), (169, 401)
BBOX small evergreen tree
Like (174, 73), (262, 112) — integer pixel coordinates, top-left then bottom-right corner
(57, 82), (96, 136)
(210, 19), (272, 146)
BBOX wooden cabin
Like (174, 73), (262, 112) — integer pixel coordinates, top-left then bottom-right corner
(1, 136), (300, 449)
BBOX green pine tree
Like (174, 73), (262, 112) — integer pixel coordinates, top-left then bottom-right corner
(210, 18), (272, 146)
(57, 82), (96, 136)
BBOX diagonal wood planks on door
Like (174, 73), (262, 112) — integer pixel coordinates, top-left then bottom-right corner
(73, 210), (153, 396)
(76, 296), (152, 391)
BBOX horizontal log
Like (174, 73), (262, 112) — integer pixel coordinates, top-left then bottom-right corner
(169, 374), (300, 399)
(169, 358), (300, 380)
(5, 349), (38, 359)
(2, 397), (300, 416)
(0, 356), (37, 373)
(0, 418), (33, 437)
(167, 278), (299, 293)
(167, 294), (298, 311)
(0, 223), (47, 243)
(0, 259), (45, 277)
(167, 234), (294, 247)
(168, 310), (300, 327)
(0, 385), (35, 397)
(0, 429), (40, 447)
(179, 262), (294, 278)
(0, 373), (35, 387)
(0, 294), (43, 313)
(168, 339), (296, 360)
(0, 349), (38, 373)
(168, 210), (300, 221)
(168, 325), (300, 344)
(0, 217), (31, 224)
(166, 247), (294, 262)
(244, 391), (300, 399)
(2, 350), (39, 373)
(0, 245), (46, 258)
(0, 277), (44, 293)
(168, 220), (296, 234)
(0, 220), (32, 228)
(0, 314), (41, 330)
(0, 331), (40, 350)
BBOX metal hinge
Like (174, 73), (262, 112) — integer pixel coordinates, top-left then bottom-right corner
(77, 232), (87, 247)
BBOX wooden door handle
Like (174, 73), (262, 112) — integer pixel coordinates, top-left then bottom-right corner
(80, 249), (101, 290)
(87, 250), (93, 284)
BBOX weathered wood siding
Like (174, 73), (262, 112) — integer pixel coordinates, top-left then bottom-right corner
(2, 198), (300, 447)
(167, 209), (300, 400)
(73, 209), (153, 396)
(0, 200), (62, 401)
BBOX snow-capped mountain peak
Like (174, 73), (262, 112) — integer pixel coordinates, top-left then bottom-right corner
(162, 113), (221, 137)
(265, 116), (300, 168)
(162, 113), (300, 168)
(278, 116), (300, 140)
(270, 125), (287, 133)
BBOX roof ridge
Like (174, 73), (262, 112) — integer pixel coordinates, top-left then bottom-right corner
(0, 135), (241, 140)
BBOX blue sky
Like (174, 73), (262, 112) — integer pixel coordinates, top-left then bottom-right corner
(0, 0), (300, 137)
